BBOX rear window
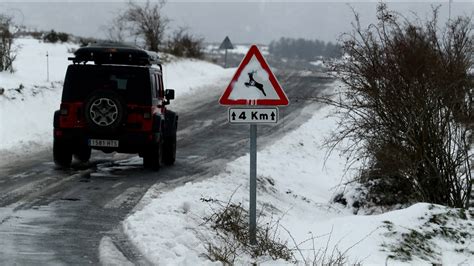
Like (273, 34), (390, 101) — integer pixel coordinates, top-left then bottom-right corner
(62, 65), (151, 105)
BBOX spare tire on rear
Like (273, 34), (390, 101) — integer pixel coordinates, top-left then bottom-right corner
(84, 90), (126, 132)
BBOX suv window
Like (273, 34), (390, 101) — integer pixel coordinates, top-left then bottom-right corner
(150, 72), (157, 99)
(157, 74), (164, 98)
(62, 65), (152, 105)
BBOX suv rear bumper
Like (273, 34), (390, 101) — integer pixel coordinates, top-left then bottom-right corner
(54, 128), (159, 154)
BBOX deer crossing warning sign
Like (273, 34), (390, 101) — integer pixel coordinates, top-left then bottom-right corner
(219, 45), (289, 106)
(218, 45), (289, 245)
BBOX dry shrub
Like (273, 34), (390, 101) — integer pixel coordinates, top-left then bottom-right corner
(201, 198), (293, 264)
(0, 13), (18, 72)
(323, 4), (473, 208)
(165, 27), (203, 59)
(200, 196), (354, 265)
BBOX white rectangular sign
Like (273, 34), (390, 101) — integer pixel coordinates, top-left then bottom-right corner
(228, 107), (279, 124)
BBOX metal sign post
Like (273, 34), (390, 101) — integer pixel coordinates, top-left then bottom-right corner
(219, 36), (234, 69)
(249, 124), (257, 245)
(228, 107), (278, 245)
(46, 51), (49, 82)
(224, 48), (228, 68)
(219, 45), (289, 246)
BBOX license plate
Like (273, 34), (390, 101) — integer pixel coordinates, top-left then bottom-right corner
(89, 139), (119, 148)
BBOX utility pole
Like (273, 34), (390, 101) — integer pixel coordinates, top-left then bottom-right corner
(449, 0), (452, 21)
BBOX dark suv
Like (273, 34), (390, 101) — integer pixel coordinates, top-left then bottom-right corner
(53, 44), (178, 170)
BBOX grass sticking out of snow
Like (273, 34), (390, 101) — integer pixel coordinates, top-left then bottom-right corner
(381, 205), (473, 264)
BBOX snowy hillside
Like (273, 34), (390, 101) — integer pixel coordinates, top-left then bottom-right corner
(120, 103), (473, 265)
(0, 38), (234, 158)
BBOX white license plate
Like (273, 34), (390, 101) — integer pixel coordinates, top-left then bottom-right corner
(89, 139), (119, 148)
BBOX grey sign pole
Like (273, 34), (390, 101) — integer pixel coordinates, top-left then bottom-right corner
(219, 36), (234, 69)
(224, 48), (228, 68)
(46, 51), (49, 82)
(249, 124), (257, 245)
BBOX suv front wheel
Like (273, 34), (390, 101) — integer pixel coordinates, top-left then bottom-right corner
(53, 139), (72, 168)
(143, 140), (162, 171)
(162, 135), (176, 166)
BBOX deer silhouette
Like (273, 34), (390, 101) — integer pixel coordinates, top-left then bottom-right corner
(244, 70), (266, 96)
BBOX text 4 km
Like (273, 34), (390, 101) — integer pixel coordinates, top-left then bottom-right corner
(228, 107), (279, 124)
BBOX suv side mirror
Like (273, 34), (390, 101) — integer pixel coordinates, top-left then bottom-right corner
(165, 89), (175, 100)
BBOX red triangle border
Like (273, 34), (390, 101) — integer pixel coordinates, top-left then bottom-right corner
(219, 45), (289, 106)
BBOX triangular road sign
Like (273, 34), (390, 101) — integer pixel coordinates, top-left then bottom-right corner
(219, 36), (234, 50)
(219, 45), (289, 106)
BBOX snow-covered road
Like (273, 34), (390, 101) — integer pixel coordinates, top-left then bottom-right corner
(0, 64), (333, 264)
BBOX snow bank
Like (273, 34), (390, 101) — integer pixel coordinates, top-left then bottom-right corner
(0, 38), (234, 158)
(123, 104), (473, 265)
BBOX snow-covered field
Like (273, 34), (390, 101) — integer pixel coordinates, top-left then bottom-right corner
(0, 38), (234, 159)
(122, 103), (473, 265)
(1, 38), (472, 265)
(205, 43), (269, 56)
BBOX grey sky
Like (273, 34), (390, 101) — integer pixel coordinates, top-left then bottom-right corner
(0, 1), (472, 44)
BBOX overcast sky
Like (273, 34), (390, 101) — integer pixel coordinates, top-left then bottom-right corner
(0, 1), (472, 44)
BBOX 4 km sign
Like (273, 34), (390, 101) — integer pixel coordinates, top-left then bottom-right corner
(219, 45), (289, 245)
(228, 107), (278, 124)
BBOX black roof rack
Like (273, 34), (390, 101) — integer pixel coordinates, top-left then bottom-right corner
(68, 43), (161, 66)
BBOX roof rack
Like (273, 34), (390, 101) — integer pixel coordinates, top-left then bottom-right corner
(68, 43), (161, 66)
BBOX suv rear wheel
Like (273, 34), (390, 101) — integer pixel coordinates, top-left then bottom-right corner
(53, 139), (72, 168)
(74, 145), (91, 163)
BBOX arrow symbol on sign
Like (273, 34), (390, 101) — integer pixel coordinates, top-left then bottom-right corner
(231, 112), (236, 120)
(271, 112), (275, 120)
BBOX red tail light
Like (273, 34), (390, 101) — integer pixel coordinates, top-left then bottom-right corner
(54, 129), (63, 137)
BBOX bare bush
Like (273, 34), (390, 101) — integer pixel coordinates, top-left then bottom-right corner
(108, 0), (168, 52)
(201, 196), (355, 264)
(323, 4), (473, 208)
(201, 198), (294, 264)
(165, 27), (203, 58)
(0, 13), (18, 72)
(43, 30), (69, 43)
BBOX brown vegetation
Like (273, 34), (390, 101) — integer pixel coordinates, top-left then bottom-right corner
(323, 4), (473, 208)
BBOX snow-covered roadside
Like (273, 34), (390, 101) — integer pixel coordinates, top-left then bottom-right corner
(0, 38), (234, 161)
(0, 37), (73, 158)
(99, 237), (133, 266)
(122, 103), (473, 265)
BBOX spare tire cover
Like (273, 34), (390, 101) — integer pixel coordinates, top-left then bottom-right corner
(84, 90), (126, 132)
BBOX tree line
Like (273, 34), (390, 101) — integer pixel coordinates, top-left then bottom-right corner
(268, 37), (342, 60)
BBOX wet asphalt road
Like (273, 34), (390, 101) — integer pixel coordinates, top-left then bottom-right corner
(0, 70), (335, 265)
